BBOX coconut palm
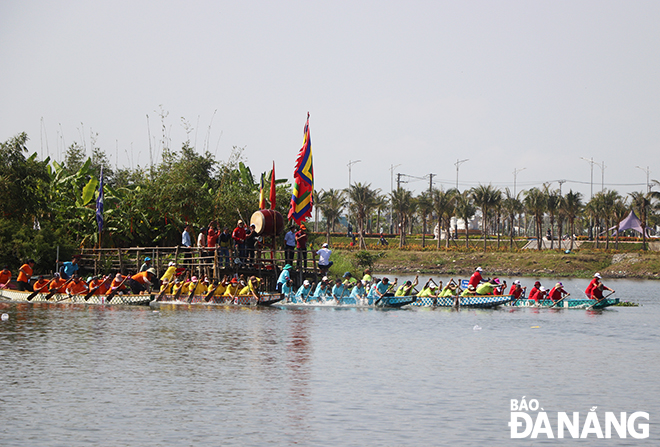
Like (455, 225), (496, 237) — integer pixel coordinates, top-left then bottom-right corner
(584, 194), (603, 249)
(524, 187), (547, 250)
(630, 191), (653, 250)
(544, 187), (561, 250)
(317, 189), (346, 244)
(562, 190), (582, 250)
(391, 188), (414, 248)
(416, 192), (433, 248)
(471, 184), (500, 251)
(455, 190), (476, 248)
(346, 182), (379, 249)
(502, 188), (524, 249)
(432, 188), (457, 248)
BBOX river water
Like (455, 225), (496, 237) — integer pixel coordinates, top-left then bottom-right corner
(0, 277), (658, 446)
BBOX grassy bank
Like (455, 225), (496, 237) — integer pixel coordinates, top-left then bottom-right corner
(326, 249), (660, 280)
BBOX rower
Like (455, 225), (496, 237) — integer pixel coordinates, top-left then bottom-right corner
(66, 274), (89, 295)
(475, 278), (498, 295)
(418, 278), (439, 297)
(590, 281), (614, 300)
(331, 278), (346, 303)
(350, 280), (367, 301)
(32, 275), (50, 292)
(508, 280), (526, 300)
(129, 268), (158, 294)
(467, 267), (483, 289)
(295, 280), (313, 302)
(395, 275), (418, 296)
(528, 281), (543, 303)
(0, 266), (12, 289)
(461, 284), (477, 296)
(548, 282), (569, 302)
(585, 272), (602, 298)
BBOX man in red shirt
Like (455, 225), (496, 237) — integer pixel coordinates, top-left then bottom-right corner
(508, 280), (526, 300)
(295, 224), (309, 269)
(584, 273), (601, 298)
(548, 282), (569, 302)
(468, 267), (483, 289)
(0, 266), (12, 289)
(232, 220), (247, 264)
(528, 281), (543, 303)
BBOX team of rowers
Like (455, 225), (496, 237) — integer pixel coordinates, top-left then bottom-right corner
(274, 265), (615, 305)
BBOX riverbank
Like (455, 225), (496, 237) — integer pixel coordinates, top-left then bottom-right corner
(330, 249), (660, 279)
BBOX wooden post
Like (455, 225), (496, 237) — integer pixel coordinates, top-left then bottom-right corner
(117, 248), (124, 275)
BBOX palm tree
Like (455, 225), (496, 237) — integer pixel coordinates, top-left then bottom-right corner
(317, 189), (346, 244)
(432, 188), (457, 248)
(502, 188), (524, 249)
(630, 191), (653, 250)
(600, 190), (621, 250)
(455, 190), (476, 248)
(544, 187), (561, 250)
(611, 195), (628, 250)
(373, 193), (389, 235)
(471, 184), (500, 251)
(416, 192), (433, 248)
(584, 194), (603, 249)
(524, 187), (546, 250)
(562, 190), (582, 251)
(391, 188), (414, 248)
(346, 182), (379, 249)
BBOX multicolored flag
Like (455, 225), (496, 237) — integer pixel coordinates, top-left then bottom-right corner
(270, 161), (276, 209)
(259, 172), (266, 209)
(288, 113), (313, 224)
(96, 167), (104, 233)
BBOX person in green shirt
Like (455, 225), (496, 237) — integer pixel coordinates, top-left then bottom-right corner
(418, 278), (440, 297)
(394, 275), (418, 296)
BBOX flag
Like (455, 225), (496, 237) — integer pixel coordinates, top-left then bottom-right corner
(270, 161), (276, 209)
(259, 172), (266, 209)
(288, 113), (313, 224)
(96, 166), (104, 233)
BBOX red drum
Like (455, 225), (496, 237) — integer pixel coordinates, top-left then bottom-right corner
(250, 209), (284, 236)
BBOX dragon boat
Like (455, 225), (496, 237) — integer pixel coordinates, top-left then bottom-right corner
(407, 294), (514, 308)
(149, 292), (284, 309)
(505, 298), (619, 309)
(0, 288), (153, 306)
(275, 294), (417, 309)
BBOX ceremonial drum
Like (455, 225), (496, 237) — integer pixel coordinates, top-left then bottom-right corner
(250, 209), (284, 236)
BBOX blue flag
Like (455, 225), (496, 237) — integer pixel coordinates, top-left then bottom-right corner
(96, 167), (104, 233)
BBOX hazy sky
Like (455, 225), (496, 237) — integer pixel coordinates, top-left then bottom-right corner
(2, 0), (659, 201)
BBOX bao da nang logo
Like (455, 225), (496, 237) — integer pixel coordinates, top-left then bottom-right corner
(509, 397), (649, 439)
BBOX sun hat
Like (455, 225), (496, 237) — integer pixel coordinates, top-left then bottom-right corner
(283, 264), (292, 270)
(594, 273), (602, 278)
(147, 268), (157, 275)
(534, 281), (541, 287)
(555, 282), (563, 289)
(303, 280), (310, 286)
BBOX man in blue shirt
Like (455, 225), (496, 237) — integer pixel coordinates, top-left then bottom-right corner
(276, 264), (292, 293)
(182, 225), (192, 247)
(59, 257), (80, 280)
(283, 227), (296, 267)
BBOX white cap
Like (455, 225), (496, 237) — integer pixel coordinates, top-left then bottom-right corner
(168, 262), (176, 266)
(322, 276), (328, 281)
(513, 280), (521, 285)
(594, 273), (601, 278)
(539, 286), (546, 292)
(322, 243), (328, 248)
(303, 280), (310, 286)
(361, 280), (366, 285)
(476, 267), (483, 272)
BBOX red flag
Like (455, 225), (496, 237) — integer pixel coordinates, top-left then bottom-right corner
(270, 161), (276, 209)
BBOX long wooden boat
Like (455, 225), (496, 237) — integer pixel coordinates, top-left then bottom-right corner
(407, 294), (514, 308)
(275, 295), (417, 309)
(0, 288), (153, 306)
(150, 292), (284, 309)
(505, 298), (619, 309)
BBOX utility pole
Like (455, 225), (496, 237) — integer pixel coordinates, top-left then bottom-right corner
(389, 164), (401, 233)
(581, 157), (595, 240)
(596, 161), (606, 193)
(428, 173), (435, 195)
(512, 167), (526, 196)
(557, 179), (566, 196)
(636, 165), (651, 193)
(347, 160), (361, 227)
(455, 159), (469, 190)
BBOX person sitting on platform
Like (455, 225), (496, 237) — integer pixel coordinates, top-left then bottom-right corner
(316, 243), (333, 273)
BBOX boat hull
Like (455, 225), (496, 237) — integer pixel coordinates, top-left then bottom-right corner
(150, 292), (284, 309)
(0, 288), (152, 306)
(408, 294), (513, 308)
(506, 298), (619, 309)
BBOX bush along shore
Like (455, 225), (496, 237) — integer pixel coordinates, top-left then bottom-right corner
(328, 249), (660, 280)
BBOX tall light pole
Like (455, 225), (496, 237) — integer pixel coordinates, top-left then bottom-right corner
(512, 167), (526, 196)
(596, 160), (606, 193)
(347, 160), (361, 230)
(390, 164), (401, 233)
(455, 158), (469, 190)
(636, 165), (651, 193)
(580, 157), (595, 200)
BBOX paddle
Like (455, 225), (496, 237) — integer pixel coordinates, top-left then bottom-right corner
(374, 279), (397, 306)
(83, 276), (111, 301)
(105, 276), (130, 303)
(204, 283), (220, 302)
(45, 278), (74, 301)
(186, 280), (199, 303)
(154, 280), (173, 302)
(27, 279), (55, 301)
(586, 291), (615, 310)
(549, 292), (571, 308)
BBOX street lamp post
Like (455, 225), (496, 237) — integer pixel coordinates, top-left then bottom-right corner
(636, 165), (651, 193)
(347, 160), (361, 232)
(390, 163), (401, 233)
(512, 167), (526, 197)
(455, 158), (469, 190)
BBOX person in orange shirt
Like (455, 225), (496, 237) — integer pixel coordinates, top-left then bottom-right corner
(49, 273), (68, 293)
(16, 259), (35, 291)
(66, 275), (89, 295)
(88, 275), (111, 296)
(107, 273), (128, 295)
(129, 268), (157, 294)
(0, 266), (12, 289)
(32, 276), (51, 292)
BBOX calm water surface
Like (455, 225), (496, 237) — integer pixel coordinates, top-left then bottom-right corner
(0, 277), (658, 446)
